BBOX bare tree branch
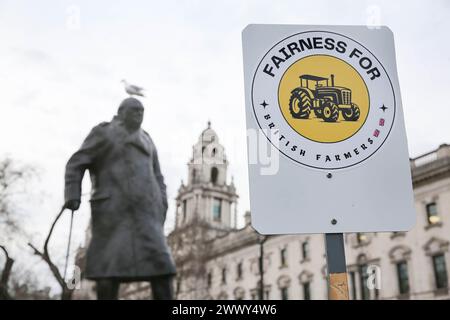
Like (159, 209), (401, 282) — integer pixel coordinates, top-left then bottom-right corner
(27, 206), (74, 300)
(0, 245), (14, 300)
(0, 157), (35, 238)
(0, 158), (35, 300)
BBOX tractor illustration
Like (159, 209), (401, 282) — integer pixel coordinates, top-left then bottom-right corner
(288, 74), (360, 122)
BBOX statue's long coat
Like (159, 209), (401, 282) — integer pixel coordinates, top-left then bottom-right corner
(65, 118), (176, 280)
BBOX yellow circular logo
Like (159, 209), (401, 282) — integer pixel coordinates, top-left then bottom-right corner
(251, 30), (396, 170)
(278, 55), (369, 143)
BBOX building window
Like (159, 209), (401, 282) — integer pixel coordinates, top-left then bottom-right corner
(280, 287), (289, 300)
(303, 282), (311, 300)
(207, 272), (212, 288)
(257, 288), (263, 300)
(236, 262), (243, 280)
(221, 268), (227, 284)
(359, 264), (370, 300)
(426, 202), (440, 225)
(396, 261), (410, 295)
(349, 271), (357, 300)
(432, 254), (448, 289)
(182, 199), (187, 222)
(301, 241), (309, 260)
(252, 287), (270, 300)
(211, 167), (219, 184)
(176, 277), (182, 295)
(213, 198), (222, 222)
(280, 248), (287, 267)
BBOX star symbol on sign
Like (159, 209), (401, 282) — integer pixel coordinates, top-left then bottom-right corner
(380, 104), (388, 112)
(260, 100), (268, 108)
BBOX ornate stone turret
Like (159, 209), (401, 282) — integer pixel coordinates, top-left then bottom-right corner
(174, 121), (238, 230)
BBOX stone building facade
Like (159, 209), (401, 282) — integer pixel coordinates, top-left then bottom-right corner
(170, 125), (450, 300)
(73, 123), (450, 300)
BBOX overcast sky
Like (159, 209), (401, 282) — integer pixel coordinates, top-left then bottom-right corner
(1, 0), (449, 291)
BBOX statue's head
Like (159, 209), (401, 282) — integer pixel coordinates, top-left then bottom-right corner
(118, 97), (144, 130)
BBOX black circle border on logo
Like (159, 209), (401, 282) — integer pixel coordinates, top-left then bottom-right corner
(276, 53), (371, 144)
(250, 30), (397, 171)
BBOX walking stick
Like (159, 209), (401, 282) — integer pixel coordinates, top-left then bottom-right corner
(63, 209), (75, 281)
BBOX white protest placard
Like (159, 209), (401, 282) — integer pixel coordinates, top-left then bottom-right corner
(242, 24), (415, 234)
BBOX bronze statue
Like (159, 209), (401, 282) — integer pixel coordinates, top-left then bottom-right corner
(64, 97), (176, 299)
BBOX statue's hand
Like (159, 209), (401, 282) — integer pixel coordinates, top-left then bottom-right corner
(65, 200), (81, 211)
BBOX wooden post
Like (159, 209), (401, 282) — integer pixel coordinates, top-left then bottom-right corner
(325, 233), (349, 300)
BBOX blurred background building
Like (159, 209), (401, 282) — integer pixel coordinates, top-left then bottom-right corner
(73, 124), (450, 300)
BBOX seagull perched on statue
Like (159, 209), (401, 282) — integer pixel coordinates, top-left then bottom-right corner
(121, 79), (145, 97)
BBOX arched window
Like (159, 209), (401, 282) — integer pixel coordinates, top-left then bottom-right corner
(277, 275), (291, 300)
(211, 167), (219, 184)
(212, 148), (217, 157)
(299, 271), (313, 300)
